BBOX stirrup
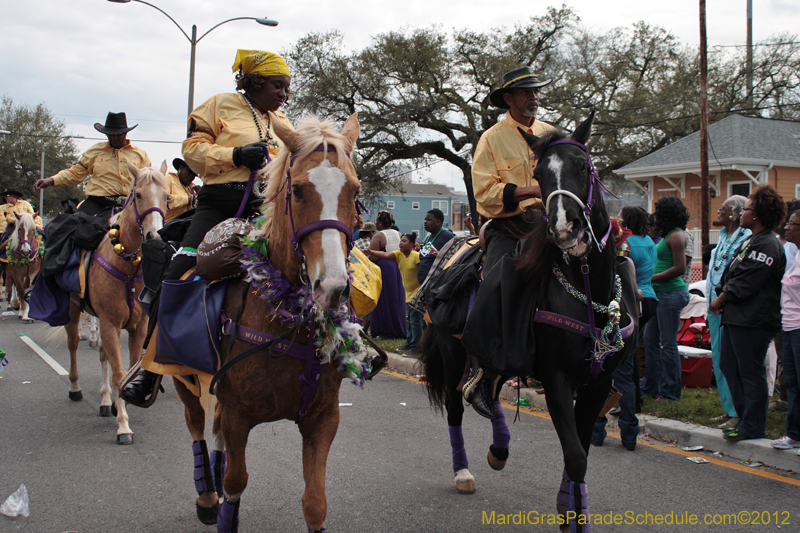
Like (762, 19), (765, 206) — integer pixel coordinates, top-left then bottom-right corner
(462, 367), (484, 402)
(120, 369), (163, 408)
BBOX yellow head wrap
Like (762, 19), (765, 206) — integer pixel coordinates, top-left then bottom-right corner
(232, 49), (291, 78)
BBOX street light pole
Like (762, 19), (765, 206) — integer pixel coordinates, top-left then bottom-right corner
(107, 0), (278, 130)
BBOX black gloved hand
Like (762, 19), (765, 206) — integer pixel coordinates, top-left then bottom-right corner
(232, 142), (268, 169)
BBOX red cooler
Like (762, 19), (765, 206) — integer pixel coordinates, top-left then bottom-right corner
(678, 346), (713, 388)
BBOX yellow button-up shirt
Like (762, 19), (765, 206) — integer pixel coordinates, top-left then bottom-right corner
(165, 172), (196, 222)
(471, 113), (557, 219)
(51, 141), (151, 197)
(0, 200), (43, 233)
(182, 93), (293, 185)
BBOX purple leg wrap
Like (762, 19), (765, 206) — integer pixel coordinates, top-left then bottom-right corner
(491, 401), (510, 450)
(211, 450), (226, 496)
(567, 481), (589, 533)
(192, 440), (213, 494)
(217, 498), (240, 533)
(308, 529), (327, 533)
(556, 470), (571, 516)
(448, 425), (469, 472)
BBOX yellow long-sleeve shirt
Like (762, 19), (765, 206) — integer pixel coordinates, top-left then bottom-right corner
(51, 141), (151, 197)
(0, 200), (43, 233)
(182, 93), (293, 184)
(471, 113), (557, 219)
(165, 172), (196, 222)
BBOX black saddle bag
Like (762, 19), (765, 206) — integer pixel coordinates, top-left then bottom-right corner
(423, 243), (483, 337)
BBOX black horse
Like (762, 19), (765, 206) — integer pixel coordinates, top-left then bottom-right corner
(421, 113), (636, 532)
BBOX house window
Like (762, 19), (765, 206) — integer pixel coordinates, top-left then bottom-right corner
(795, 184), (800, 201)
(387, 200), (395, 209)
(431, 200), (449, 215)
(727, 181), (751, 198)
(412, 202), (420, 210)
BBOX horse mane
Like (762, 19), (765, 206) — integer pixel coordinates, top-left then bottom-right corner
(108, 165), (169, 226)
(260, 115), (352, 237)
(529, 128), (569, 161)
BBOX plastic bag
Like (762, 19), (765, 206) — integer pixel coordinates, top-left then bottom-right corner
(0, 484), (30, 517)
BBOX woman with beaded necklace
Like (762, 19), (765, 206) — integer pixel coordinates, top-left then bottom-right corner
(122, 49), (294, 407)
(706, 195), (750, 429)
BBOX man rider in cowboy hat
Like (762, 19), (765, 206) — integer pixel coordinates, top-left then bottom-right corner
(462, 66), (558, 418)
(165, 158), (199, 222)
(0, 190), (42, 235)
(33, 112), (151, 223)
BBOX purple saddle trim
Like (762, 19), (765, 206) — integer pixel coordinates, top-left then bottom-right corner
(192, 440), (213, 495)
(534, 310), (635, 340)
(217, 498), (240, 533)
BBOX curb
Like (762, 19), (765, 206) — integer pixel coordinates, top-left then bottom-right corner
(379, 351), (798, 471)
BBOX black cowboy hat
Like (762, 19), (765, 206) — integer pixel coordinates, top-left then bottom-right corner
(94, 112), (137, 135)
(173, 158), (198, 176)
(489, 66), (552, 109)
(1, 190), (24, 199)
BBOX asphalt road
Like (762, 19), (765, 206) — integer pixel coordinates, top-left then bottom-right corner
(1, 316), (799, 532)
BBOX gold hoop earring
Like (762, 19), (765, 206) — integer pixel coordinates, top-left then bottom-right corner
(728, 215), (733, 220)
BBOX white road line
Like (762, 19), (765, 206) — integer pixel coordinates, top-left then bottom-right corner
(19, 334), (69, 376)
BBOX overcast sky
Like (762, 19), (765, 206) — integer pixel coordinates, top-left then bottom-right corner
(2, 0), (798, 192)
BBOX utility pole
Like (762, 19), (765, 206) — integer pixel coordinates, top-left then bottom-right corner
(699, 0), (710, 277)
(746, 0), (753, 111)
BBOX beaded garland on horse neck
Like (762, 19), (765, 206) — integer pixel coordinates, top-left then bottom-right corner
(533, 138), (633, 379)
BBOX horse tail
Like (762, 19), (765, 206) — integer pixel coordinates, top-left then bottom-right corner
(418, 323), (447, 413)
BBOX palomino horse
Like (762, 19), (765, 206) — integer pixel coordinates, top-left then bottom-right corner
(423, 113), (635, 532)
(6, 212), (43, 323)
(65, 162), (170, 445)
(173, 114), (367, 532)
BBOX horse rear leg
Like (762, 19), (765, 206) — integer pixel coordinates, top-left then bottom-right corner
(299, 405), (340, 532)
(174, 378), (220, 525)
(65, 302), (83, 401)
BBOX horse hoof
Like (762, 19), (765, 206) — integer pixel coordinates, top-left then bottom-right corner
(116, 433), (134, 445)
(195, 502), (219, 525)
(89, 340), (99, 348)
(487, 446), (508, 471)
(454, 468), (476, 494)
(99, 405), (113, 417)
(22, 319), (33, 324)
(68, 390), (83, 401)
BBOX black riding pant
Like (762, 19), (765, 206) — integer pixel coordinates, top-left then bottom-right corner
(78, 195), (126, 225)
(482, 215), (537, 276)
(143, 184), (260, 347)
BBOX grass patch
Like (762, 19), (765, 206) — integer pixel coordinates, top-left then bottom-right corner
(373, 337), (407, 354)
(641, 387), (787, 440)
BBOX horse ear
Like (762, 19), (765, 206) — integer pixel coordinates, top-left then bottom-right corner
(341, 113), (360, 152)
(271, 112), (300, 152)
(570, 111), (596, 146)
(160, 160), (168, 175)
(126, 161), (141, 180)
(517, 127), (539, 150)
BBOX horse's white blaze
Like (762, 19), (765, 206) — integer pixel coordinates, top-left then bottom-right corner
(548, 155), (573, 240)
(144, 182), (165, 235)
(308, 160), (349, 307)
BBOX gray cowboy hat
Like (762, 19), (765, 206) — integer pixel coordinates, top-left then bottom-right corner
(489, 66), (552, 109)
(94, 112), (137, 135)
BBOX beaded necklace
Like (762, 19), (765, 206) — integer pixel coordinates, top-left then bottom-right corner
(712, 227), (744, 271)
(242, 94), (279, 149)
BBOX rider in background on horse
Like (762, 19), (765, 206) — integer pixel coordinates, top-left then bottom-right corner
(463, 66), (557, 417)
(33, 112), (151, 223)
(0, 190), (43, 239)
(121, 49), (294, 407)
(165, 158), (198, 222)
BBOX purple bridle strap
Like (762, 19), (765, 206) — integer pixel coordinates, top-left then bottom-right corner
(93, 252), (143, 329)
(119, 174), (166, 227)
(234, 144), (273, 219)
(534, 310), (635, 341)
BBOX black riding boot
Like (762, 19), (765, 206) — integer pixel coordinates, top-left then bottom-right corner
(463, 356), (500, 419)
(120, 369), (159, 407)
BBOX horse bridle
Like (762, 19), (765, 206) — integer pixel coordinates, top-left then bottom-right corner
(15, 223), (39, 260)
(540, 139), (616, 254)
(112, 173), (167, 260)
(282, 145), (362, 287)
